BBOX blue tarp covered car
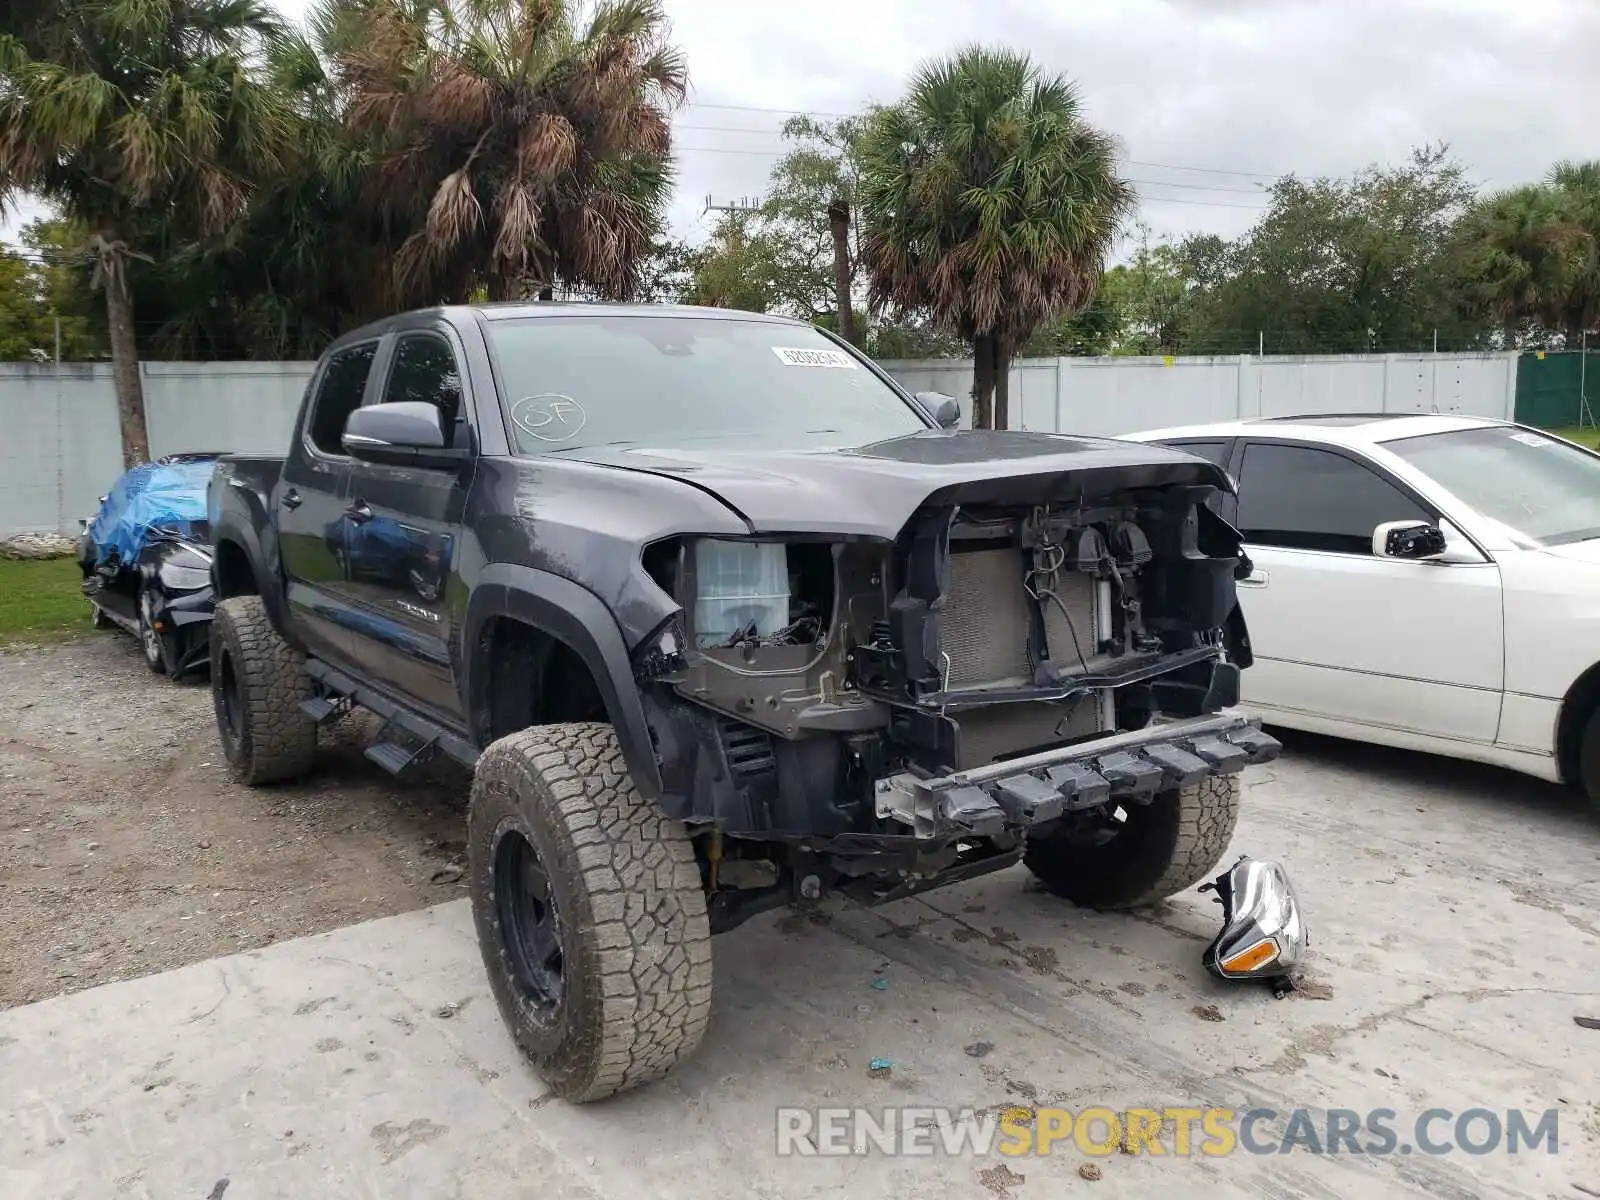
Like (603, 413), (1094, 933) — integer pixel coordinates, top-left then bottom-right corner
(79, 453), (221, 678)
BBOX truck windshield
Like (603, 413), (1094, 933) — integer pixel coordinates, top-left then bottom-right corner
(1385, 425), (1600, 546)
(486, 315), (929, 456)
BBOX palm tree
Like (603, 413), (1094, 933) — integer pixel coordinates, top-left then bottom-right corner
(1456, 161), (1600, 346)
(0, 0), (300, 464)
(321, 0), (686, 306)
(133, 29), (395, 360)
(856, 48), (1132, 429)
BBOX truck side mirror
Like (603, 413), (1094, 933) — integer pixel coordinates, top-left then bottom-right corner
(915, 392), (961, 430)
(343, 402), (468, 469)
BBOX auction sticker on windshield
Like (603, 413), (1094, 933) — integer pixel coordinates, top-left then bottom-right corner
(771, 346), (859, 369)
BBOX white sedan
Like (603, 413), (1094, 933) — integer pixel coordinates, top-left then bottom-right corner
(1124, 414), (1600, 809)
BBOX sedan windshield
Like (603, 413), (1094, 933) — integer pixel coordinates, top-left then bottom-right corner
(1385, 425), (1600, 546)
(486, 315), (929, 456)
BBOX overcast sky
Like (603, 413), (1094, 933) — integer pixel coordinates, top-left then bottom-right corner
(5, 0), (1595, 249)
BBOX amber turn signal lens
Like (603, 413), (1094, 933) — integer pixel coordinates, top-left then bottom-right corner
(1219, 936), (1278, 975)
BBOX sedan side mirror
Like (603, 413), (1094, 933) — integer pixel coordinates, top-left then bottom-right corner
(915, 391), (962, 430)
(1373, 520), (1447, 560)
(343, 402), (468, 469)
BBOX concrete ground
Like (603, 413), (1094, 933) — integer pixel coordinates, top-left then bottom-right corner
(3, 732), (1598, 1200)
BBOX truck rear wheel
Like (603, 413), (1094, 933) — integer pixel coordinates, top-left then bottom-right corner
(1023, 775), (1240, 909)
(468, 723), (713, 1103)
(210, 596), (318, 785)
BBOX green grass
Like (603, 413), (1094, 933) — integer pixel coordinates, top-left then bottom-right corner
(1546, 426), (1600, 450)
(0, 557), (92, 643)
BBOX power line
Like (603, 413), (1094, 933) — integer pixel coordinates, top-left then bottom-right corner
(1127, 159), (1280, 180)
(675, 129), (1268, 194)
(1134, 194), (1268, 210)
(682, 102), (1290, 181)
(685, 100), (855, 118)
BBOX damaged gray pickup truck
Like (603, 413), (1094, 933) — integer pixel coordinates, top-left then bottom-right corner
(206, 303), (1280, 1101)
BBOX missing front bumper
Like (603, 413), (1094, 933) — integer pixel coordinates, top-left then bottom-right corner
(873, 710), (1280, 839)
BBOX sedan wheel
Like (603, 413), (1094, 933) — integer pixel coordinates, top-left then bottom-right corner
(137, 591), (168, 675)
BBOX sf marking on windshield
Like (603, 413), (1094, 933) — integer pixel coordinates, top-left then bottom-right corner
(773, 1106), (1561, 1158)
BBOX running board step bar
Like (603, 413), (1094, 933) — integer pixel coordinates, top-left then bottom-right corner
(299, 695), (350, 725)
(364, 738), (432, 777)
(303, 659), (480, 770)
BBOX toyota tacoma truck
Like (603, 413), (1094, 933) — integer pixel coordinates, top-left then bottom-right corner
(206, 303), (1280, 1102)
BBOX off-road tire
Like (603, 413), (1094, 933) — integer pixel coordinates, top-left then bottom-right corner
(210, 596), (318, 785)
(468, 723), (713, 1103)
(1024, 774), (1241, 909)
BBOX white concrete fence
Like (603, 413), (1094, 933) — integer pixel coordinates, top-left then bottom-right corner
(0, 352), (1519, 535)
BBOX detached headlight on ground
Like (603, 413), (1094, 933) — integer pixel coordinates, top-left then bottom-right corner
(1201, 857), (1307, 987)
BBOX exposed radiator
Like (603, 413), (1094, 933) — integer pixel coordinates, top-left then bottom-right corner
(942, 544), (1111, 766)
(941, 546), (1033, 688)
(941, 546), (1100, 688)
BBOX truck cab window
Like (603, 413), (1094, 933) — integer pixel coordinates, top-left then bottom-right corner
(307, 342), (377, 455)
(1236, 442), (1429, 555)
(383, 335), (465, 446)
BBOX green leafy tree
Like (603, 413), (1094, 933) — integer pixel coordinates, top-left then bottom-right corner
(0, 0), (300, 463)
(633, 235), (704, 304)
(684, 212), (781, 312)
(682, 116), (869, 336)
(1184, 146), (1488, 355)
(856, 47), (1132, 428)
(0, 249), (46, 360)
(19, 216), (104, 359)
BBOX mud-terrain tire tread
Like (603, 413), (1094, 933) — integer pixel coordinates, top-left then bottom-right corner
(469, 723), (713, 1103)
(1023, 774), (1240, 909)
(211, 595), (317, 785)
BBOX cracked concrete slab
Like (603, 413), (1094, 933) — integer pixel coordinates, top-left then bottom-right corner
(1, 731), (1598, 1199)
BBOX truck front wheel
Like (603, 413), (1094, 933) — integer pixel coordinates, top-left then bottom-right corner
(468, 723), (713, 1102)
(1023, 775), (1241, 908)
(210, 596), (318, 785)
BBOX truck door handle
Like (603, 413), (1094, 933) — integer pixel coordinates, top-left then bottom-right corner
(1238, 568), (1269, 588)
(281, 488), (301, 510)
(346, 500), (374, 524)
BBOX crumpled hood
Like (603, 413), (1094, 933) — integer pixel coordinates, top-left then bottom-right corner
(559, 429), (1233, 538)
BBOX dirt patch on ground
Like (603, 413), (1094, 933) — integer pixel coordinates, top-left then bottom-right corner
(0, 634), (469, 1009)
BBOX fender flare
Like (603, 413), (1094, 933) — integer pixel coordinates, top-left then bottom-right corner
(464, 563), (662, 798)
(211, 512), (292, 639)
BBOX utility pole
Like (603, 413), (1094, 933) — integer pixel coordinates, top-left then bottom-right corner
(1257, 331), (1263, 356)
(54, 316), (61, 365)
(827, 198), (857, 347)
(702, 194), (762, 216)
